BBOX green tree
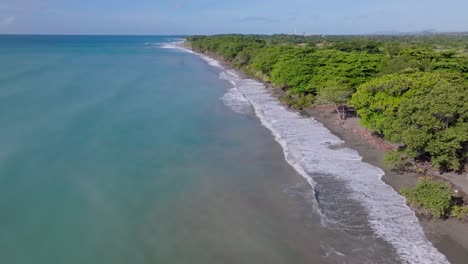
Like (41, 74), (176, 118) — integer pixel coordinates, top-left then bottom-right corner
(352, 73), (467, 170)
(382, 42), (401, 58)
(269, 52), (318, 93)
(390, 81), (467, 170)
(316, 80), (354, 119)
(249, 45), (294, 76)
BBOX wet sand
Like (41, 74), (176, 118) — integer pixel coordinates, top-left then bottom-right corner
(303, 106), (468, 264)
(179, 42), (468, 263)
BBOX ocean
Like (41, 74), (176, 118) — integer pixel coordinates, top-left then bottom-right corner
(0, 35), (448, 263)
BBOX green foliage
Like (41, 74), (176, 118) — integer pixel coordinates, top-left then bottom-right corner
(401, 46), (437, 61)
(294, 94), (315, 110)
(351, 73), (424, 136)
(381, 42), (402, 58)
(401, 180), (454, 218)
(280, 93), (315, 110)
(233, 46), (259, 68)
(249, 46), (293, 76)
(383, 151), (409, 171)
(383, 57), (418, 74)
(417, 58), (434, 72)
(279, 93), (296, 107)
(316, 81), (353, 105)
(308, 50), (387, 91)
(451, 205), (468, 220)
(351, 73), (467, 170)
(189, 34), (468, 171)
(270, 51), (317, 93)
(188, 35), (265, 61)
(332, 39), (381, 53)
(391, 81), (468, 170)
(316, 80), (354, 119)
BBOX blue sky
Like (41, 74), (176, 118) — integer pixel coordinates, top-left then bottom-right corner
(0, 0), (467, 35)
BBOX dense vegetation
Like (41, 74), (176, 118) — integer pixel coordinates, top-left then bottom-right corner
(188, 34), (468, 171)
(401, 179), (468, 220)
(401, 179), (454, 218)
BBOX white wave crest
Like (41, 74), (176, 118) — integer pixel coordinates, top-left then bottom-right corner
(197, 53), (222, 68)
(180, 54), (449, 264)
(219, 72), (253, 114)
(159, 41), (224, 68)
(160, 42), (183, 49)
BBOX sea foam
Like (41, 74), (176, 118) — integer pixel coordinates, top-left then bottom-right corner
(163, 41), (449, 264)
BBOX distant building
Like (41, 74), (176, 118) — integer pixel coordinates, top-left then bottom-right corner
(292, 28), (309, 36)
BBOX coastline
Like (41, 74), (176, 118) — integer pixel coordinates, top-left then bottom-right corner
(303, 104), (468, 263)
(176, 41), (468, 263)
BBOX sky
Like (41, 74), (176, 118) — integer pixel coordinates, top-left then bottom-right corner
(0, 0), (467, 35)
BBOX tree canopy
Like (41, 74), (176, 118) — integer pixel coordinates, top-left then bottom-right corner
(188, 34), (468, 171)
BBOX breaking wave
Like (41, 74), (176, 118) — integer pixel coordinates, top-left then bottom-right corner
(162, 41), (449, 264)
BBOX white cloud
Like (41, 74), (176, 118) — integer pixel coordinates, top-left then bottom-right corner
(0, 16), (16, 26)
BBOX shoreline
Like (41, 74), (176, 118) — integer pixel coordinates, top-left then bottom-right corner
(177, 41), (468, 263)
(302, 103), (468, 263)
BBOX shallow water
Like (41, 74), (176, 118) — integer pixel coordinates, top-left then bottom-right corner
(0, 36), (446, 263)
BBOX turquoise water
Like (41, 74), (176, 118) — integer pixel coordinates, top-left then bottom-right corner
(0, 35), (326, 263)
(0, 36), (453, 264)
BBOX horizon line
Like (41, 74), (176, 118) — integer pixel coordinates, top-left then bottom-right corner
(1, 31), (467, 37)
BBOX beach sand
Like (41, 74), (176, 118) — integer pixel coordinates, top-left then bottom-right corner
(179, 42), (468, 263)
(302, 105), (468, 264)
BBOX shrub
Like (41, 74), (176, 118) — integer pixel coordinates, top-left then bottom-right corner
(401, 180), (453, 218)
(451, 205), (468, 220)
(294, 94), (315, 110)
(279, 93), (296, 108)
(280, 93), (315, 110)
(383, 151), (409, 171)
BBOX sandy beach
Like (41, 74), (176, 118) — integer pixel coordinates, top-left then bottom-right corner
(304, 105), (468, 264)
(179, 41), (468, 263)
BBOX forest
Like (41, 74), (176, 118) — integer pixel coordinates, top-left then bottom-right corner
(187, 34), (468, 172)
